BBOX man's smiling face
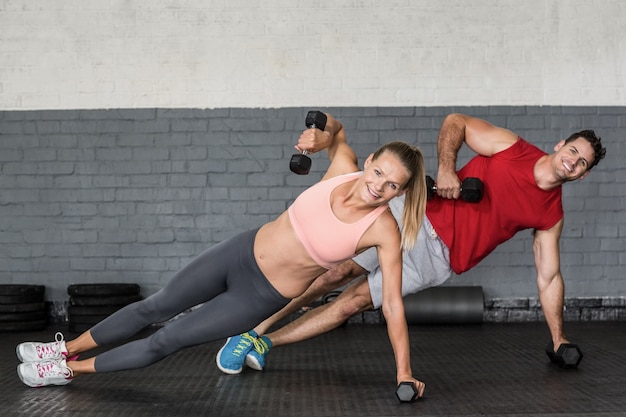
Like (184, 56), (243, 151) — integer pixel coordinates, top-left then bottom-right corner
(553, 137), (595, 182)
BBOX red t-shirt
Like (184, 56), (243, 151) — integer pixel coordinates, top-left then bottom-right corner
(426, 138), (563, 274)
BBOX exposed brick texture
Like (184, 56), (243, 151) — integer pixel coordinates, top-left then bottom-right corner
(0, 107), (624, 322)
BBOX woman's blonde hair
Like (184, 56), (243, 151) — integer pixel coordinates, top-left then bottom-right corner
(372, 142), (427, 250)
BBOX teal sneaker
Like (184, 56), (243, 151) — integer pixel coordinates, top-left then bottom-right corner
(245, 335), (272, 371)
(216, 331), (259, 375)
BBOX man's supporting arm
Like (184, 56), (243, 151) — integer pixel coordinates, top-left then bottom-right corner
(533, 219), (569, 349)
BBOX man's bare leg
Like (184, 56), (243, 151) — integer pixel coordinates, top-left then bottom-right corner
(252, 259), (368, 335)
(265, 275), (375, 347)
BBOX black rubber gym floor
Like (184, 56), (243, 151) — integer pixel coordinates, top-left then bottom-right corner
(2, 321), (625, 417)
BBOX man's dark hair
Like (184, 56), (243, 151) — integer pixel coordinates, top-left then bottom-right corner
(564, 130), (606, 170)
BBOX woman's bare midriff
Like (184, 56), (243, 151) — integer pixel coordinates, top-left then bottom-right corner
(254, 212), (328, 299)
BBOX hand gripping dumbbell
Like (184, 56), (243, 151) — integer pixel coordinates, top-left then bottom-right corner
(426, 175), (484, 203)
(396, 381), (419, 403)
(289, 111), (327, 175)
(545, 341), (584, 369)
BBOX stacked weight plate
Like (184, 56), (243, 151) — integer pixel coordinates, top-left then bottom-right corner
(68, 283), (142, 333)
(0, 285), (47, 332)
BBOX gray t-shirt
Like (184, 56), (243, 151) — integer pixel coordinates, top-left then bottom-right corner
(352, 196), (452, 308)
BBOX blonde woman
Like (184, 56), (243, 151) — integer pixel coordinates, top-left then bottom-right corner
(17, 113), (427, 397)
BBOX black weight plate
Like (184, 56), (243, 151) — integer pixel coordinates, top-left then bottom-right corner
(68, 322), (91, 334)
(69, 314), (109, 325)
(0, 302), (46, 313)
(70, 294), (143, 307)
(0, 285), (45, 296)
(0, 310), (47, 322)
(0, 293), (44, 304)
(0, 319), (47, 332)
(68, 283), (140, 297)
(68, 305), (124, 316)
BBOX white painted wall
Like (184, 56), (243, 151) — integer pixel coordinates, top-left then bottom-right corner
(1, 0), (625, 110)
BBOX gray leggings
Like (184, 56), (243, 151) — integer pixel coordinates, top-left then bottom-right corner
(90, 228), (290, 373)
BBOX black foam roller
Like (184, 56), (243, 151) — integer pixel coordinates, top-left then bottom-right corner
(403, 286), (484, 324)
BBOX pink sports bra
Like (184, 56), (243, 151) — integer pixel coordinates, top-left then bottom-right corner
(288, 172), (389, 269)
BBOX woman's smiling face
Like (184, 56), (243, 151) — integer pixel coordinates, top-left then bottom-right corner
(360, 151), (410, 204)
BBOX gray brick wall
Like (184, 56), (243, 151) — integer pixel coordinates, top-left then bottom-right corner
(0, 107), (624, 321)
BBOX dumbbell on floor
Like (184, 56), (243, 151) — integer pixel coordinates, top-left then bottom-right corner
(396, 381), (419, 403)
(426, 175), (484, 203)
(545, 342), (583, 368)
(289, 111), (327, 175)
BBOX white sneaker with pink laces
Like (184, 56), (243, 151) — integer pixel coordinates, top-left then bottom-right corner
(17, 358), (74, 387)
(16, 332), (72, 363)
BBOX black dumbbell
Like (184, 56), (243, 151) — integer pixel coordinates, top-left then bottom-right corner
(426, 175), (484, 203)
(396, 381), (419, 403)
(289, 111), (327, 175)
(545, 342), (583, 369)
